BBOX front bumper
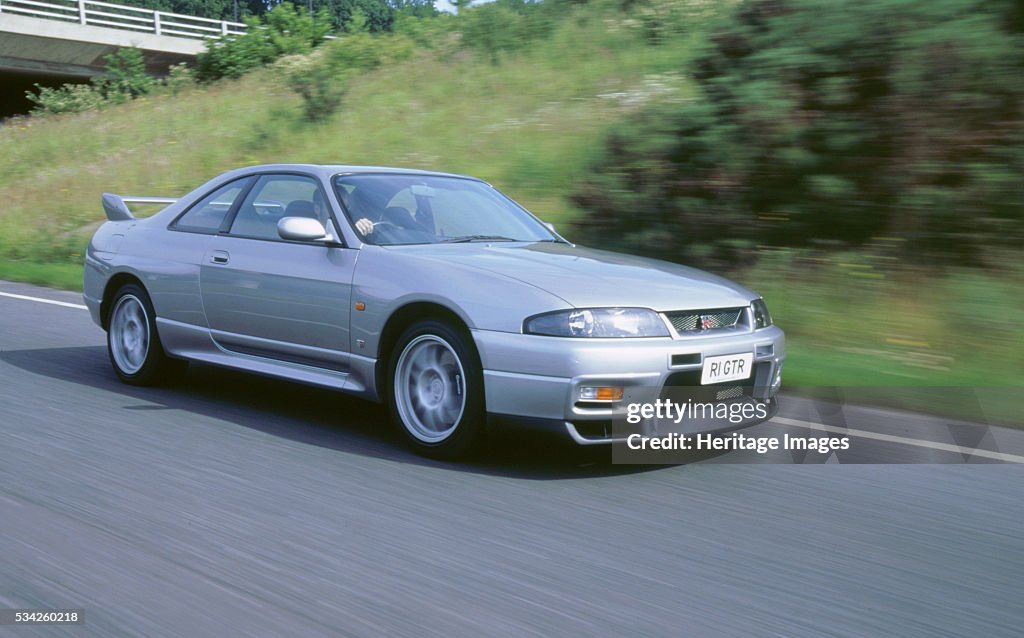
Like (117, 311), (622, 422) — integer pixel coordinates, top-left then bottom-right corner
(474, 326), (785, 445)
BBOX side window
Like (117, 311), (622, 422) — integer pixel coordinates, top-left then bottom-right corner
(172, 179), (248, 232)
(229, 174), (322, 241)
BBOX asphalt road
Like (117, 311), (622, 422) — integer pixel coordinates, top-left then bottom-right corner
(1, 280), (1022, 637)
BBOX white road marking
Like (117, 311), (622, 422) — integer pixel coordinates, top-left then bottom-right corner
(773, 416), (1024, 464)
(0, 290), (87, 310)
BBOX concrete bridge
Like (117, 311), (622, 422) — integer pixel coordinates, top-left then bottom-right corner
(0, 0), (245, 115)
(1, 0), (246, 77)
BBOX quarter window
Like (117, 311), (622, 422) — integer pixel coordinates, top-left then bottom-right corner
(172, 179), (248, 232)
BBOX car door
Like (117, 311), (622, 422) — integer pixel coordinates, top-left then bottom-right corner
(199, 173), (356, 372)
(153, 176), (254, 330)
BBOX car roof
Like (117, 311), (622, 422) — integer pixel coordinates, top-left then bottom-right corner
(220, 164), (483, 182)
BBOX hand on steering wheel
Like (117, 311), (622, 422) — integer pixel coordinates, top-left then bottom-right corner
(356, 218), (398, 235)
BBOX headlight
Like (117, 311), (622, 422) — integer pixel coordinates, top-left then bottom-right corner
(524, 308), (670, 338)
(751, 298), (773, 329)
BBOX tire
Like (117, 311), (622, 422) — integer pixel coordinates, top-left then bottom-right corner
(106, 283), (186, 386)
(386, 319), (486, 459)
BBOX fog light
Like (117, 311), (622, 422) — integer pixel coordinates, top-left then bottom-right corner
(773, 362), (784, 386)
(579, 386), (624, 401)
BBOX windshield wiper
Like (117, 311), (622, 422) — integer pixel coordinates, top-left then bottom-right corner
(441, 235), (519, 243)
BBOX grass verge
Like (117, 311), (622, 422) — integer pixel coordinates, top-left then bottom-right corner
(0, 262), (83, 290)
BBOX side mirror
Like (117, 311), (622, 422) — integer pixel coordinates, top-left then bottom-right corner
(278, 217), (330, 242)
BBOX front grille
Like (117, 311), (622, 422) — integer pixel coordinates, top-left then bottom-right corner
(665, 307), (745, 334)
(715, 386), (744, 401)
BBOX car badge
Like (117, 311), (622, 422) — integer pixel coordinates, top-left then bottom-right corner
(700, 315), (713, 330)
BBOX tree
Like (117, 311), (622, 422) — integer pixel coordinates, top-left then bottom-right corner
(284, 0), (395, 32)
(571, 0), (1024, 269)
(389, 0), (437, 19)
(195, 3), (333, 81)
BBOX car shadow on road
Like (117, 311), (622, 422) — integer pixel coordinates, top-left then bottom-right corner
(1, 346), (726, 479)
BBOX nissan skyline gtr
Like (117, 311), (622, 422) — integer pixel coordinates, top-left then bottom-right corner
(84, 164), (785, 458)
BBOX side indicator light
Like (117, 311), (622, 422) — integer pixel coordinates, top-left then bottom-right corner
(579, 386), (624, 401)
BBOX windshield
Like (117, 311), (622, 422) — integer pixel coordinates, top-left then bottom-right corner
(332, 174), (558, 246)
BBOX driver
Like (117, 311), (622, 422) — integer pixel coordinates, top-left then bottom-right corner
(342, 188), (427, 237)
(336, 188), (378, 236)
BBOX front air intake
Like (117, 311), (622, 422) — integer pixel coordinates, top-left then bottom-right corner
(664, 307), (745, 334)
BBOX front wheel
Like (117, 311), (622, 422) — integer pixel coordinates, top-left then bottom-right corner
(387, 320), (486, 459)
(107, 283), (185, 386)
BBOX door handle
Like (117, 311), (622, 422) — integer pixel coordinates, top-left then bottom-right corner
(210, 251), (230, 264)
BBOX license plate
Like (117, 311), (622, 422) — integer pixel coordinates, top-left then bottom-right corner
(701, 353), (753, 385)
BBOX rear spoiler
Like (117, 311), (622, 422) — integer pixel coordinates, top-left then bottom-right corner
(102, 193), (178, 221)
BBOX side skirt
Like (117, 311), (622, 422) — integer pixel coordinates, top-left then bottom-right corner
(156, 317), (379, 396)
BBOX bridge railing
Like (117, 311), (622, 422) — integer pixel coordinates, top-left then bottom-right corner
(0, 0), (247, 39)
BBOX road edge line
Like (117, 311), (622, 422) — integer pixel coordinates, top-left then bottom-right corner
(0, 290), (87, 310)
(773, 416), (1024, 464)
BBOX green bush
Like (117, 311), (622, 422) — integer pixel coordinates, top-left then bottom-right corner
(26, 83), (106, 115)
(95, 47), (155, 100)
(281, 31), (415, 122)
(280, 53), (347, 122)
(164, 63), (195, 95)
(26, 47), (154, 115)
(393, 12), (456, 50)
(631, 0), (714, 44)
(266, 4), (333, 54)
(324, 31), (415, 71)
(195, 4), (333, 82)
(572, 0), (1024, 269)
(458, 0), (567, 64)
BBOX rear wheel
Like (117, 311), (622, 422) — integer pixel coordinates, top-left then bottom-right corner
(107, 283), (185, 386)
(387, 319), (486, 458)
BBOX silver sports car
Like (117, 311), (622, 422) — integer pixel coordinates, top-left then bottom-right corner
(84, 164), (785, 457)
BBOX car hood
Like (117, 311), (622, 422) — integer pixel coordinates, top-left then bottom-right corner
(387, 242), (757, 311)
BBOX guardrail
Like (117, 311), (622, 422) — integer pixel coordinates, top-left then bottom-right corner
(0, 0), (247, 39)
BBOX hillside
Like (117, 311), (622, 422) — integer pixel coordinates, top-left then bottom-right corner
(0, 4), (697, 288)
